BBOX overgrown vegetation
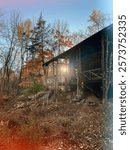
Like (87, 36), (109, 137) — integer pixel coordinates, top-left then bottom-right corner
(23, 83), (44, 95)
(0, 94), (112, 150)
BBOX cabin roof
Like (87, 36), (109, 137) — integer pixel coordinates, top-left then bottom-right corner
(43, 24), (113, 66)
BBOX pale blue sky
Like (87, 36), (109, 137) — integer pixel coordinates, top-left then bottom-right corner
(1, 0), (113, 32)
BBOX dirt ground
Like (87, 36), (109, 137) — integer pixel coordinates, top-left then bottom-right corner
(0, 93), (112, 150)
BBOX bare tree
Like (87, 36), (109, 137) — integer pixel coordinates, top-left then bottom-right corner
(0, 9), (4, 32)
(16, 19), (32, 94)
(71, 29), (86, 45)
(53, 20), (73, 55)
(0, 11), (21, 92)
(0, 10), (5, 57)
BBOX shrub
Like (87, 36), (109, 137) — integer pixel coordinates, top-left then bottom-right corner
(23, 83), (44, 95)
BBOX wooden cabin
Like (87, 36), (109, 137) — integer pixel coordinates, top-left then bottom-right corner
(43, 24), (113, 101)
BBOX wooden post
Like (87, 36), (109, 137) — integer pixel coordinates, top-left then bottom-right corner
(105, 35), (109, 101)
(52, 61), (56, 99)
(64, 58), (68, 92)
(45, 65), (48, 88)
(101, 36), (105, 103)
(52, 61), (54, 85)
(55, 59), (59, 97)
(44, 66), (47, 87)
(76, 48), (81, 96)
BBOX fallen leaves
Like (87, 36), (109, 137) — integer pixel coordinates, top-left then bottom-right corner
(0, 93), (112, 150)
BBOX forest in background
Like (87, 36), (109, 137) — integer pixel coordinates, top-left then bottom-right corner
(0, 9), (111, 95)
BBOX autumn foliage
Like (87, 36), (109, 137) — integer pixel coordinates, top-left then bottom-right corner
(54, 30), (73, 49)
(19, 50), (54, 88)
(17, 19), (31, 41)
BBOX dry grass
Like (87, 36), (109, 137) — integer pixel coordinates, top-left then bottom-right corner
(0, 94), (111, 150)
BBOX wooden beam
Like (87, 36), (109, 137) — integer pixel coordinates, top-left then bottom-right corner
(105, 35), (109, 101)
(64, 58), (68, 92)
(45, 65), (49, 88)
(101, 35), (105, 103)
(76, 48), (81, 96)
(55, 59), (58, 96)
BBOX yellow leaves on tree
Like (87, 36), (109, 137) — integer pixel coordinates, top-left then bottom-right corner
(25, 19), (31, 39)
(88, 9), (106, 34)
(17, 22), (24, 41)
(17, 19), (31, 41)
